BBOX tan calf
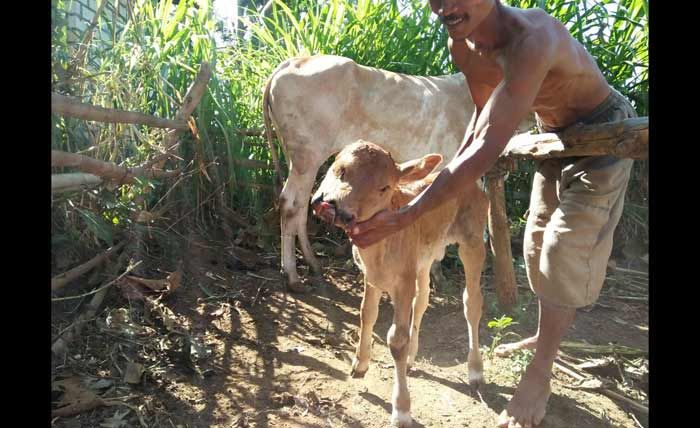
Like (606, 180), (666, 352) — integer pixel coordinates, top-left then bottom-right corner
(311, 141), (488, 427)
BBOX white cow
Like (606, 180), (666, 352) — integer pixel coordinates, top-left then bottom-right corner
(263, 54), (530, 291)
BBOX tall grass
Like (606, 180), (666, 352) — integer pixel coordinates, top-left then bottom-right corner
(51, 0), (648, 267)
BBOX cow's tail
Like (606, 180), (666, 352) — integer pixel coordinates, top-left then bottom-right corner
(263, 73), (284, 199)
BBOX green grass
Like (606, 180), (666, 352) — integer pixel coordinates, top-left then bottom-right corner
(51, 0), (648, 269)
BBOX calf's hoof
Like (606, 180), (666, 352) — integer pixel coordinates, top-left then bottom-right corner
(468, 359), (484, 386)
(350, 359), (368, 378)
(390, 410), (413, 427)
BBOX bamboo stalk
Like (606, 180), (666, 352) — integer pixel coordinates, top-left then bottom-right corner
(52, 173), (102, 192)
(52, 150), (180, 184)
(52, 93), (188, 129)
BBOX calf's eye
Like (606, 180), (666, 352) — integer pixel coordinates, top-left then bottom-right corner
(380, 185), (390, 193)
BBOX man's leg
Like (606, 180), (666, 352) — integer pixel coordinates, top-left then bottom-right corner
(497, 154), (632, 427)
(497, 298), (575, 428)
(495, 160), (559, 357)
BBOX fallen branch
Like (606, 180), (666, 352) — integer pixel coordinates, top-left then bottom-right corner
(503, 117), (648, 161)
(52, 173), (102, 193)
(52, 258), (136, 356)
(554, 358), (648, 415)
(52, 93), (188, 129)
(51, 241), (127, 291)
(559, 341), (646, 357)
(52, 150), (181, 184)
(52, 260), (141, 303)
(599, 388), (649, 415)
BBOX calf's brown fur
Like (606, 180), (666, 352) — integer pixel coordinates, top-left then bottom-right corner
(311, 141), (488, 427)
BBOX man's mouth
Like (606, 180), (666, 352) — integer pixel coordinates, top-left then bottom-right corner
(441, 14), (467, 28)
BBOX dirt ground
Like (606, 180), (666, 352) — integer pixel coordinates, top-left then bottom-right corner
(51, 235), (648, 428)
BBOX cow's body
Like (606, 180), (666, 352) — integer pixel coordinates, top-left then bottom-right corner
(311, 141), (488, 427)
(264, 55), (474, 290)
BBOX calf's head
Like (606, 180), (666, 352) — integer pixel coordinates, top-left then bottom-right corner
(311, 140), (442, 230)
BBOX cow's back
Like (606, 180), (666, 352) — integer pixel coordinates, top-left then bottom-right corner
(267, 55), (473, 168)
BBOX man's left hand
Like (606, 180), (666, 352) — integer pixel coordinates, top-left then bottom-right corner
(347, 209), (410, 248)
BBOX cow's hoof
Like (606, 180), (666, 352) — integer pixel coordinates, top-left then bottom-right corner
(468, 369), (484, 388)
(286, 280), (309, 293)
(350, 359), (368, 378)
(390, 410), (413, 427)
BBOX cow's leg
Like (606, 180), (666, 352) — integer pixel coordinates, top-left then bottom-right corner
(388, 284), (415, 428)
(351, 280), (381, 378)
(296, 203), (321, 275)
(458, 240), (487, 386)
(407, 268), (430, 370)
(429, 260), (448, 291)
(279, 166), (320, 292)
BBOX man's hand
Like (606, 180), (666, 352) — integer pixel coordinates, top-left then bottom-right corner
(347, 208), (412, 248)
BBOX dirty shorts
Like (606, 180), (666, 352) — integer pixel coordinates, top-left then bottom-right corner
(525, 87), (635, 308)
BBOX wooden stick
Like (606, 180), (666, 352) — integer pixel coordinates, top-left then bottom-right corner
(51, 241), (127, 291)
(599, 389), (649, 415)
(52, 173), (102, 192)
(52, 93), (188, 129)
(52, 150), (180, 184)
(503, 117), (648, 161)
(554, 359), (648, 415)
(559, 341), (646, 356)
(66, 0), (110, 77)
(51, 256), (132, 356)
(485, 160), (518, 309)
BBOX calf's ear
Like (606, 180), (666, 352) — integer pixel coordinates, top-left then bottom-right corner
(398, 154), (443, 184)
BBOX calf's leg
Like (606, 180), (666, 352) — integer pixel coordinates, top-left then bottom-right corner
(351, 281), (381, 378)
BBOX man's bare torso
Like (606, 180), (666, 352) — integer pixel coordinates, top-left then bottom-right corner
(449, 5), (611, 130)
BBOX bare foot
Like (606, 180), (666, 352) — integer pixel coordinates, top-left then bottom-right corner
(496, 364), (551, 427)
(494, 335), (538, 357)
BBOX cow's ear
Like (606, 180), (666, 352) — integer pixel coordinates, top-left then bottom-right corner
(398, 154), (443, 183)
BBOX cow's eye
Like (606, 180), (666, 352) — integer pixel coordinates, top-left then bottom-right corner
(338, 167), (345, 179)
(380, 185), (390, 193)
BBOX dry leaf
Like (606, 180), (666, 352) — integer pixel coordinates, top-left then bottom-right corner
(125, 275), (168, 292)
(100, 409), (131, 428)
(124, 362), (144, 384)
(52, 377), (105, 417)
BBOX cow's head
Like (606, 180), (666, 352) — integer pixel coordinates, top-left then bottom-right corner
(311, 140), (442, 230)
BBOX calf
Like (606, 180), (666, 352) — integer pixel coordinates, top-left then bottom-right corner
(311, 140), (488, 427)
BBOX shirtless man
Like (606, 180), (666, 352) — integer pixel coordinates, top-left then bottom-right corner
(348, 1), (637, 426)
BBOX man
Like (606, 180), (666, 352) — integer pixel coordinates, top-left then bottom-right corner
(347, 0), (637, 427)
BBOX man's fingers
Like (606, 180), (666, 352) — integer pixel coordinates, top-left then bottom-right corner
(351, 214), (379, 236)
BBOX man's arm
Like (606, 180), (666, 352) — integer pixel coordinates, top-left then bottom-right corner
(350, 34), (556, 247)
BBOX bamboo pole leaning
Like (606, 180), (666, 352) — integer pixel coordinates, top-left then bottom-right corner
(52, 93), (188, 130)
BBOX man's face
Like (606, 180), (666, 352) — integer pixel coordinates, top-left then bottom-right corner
(429, 0), (493, 41)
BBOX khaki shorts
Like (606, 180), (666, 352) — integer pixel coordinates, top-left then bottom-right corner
(525, 88), (636, 308)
